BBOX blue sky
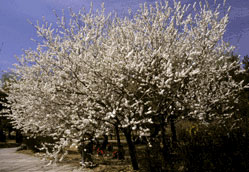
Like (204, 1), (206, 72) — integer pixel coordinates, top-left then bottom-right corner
(0, 0), (249, 74)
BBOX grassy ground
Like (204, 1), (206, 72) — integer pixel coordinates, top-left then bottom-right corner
(0, 139), (19, 148)
(17, 145), (136, 172)
(61, 148), (136, 172)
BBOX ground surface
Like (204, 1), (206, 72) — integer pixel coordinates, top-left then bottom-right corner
(0, 147), (90, 172)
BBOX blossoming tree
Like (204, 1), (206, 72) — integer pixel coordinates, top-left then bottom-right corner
(1, 0), (245, 170)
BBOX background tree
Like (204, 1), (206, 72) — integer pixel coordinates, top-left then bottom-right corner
(0, 90), (7, 142)
(0, 72), (16, 142)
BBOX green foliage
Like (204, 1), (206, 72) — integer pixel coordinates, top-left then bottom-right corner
(175, 118), (249, 172)
(235, 55), (249, 118)
(0, 74), (15, 142)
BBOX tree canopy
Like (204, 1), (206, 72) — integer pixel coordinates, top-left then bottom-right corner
(1, 0), (247, 170)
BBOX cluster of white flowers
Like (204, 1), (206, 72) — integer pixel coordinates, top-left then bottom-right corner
(1, 0), (244, 163)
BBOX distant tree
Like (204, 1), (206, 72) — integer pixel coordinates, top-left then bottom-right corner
(242, 55), (249, 72)
(0, 90), (7, 142)
(237, 55), (249, 117)
(0, 72), (21, 143)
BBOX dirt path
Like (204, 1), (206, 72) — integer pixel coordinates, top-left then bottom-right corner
(0, 148), (90, 172)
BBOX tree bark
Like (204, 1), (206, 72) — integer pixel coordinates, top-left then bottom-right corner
(145, 145), (153, 172)
(123, 128), (139, 170)
(101, 134), (108, 150)
(0, 129), (6, 142)
(115, 124), (124, 160)
(16, 130), (23, 144)
(170, 116), (177, 148)
(8, 128), (11, 139)
(160, 115), (169, 162)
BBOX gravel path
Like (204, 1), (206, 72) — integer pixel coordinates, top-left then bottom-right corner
(0, 148), (89, 172)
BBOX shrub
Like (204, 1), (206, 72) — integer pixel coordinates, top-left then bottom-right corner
(176, 119), (249, 172)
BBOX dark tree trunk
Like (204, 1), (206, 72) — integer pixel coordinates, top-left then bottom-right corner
(170, 116), (177, 148)
(101, 134), (108, 150)
(123, 128), (139, 170)
(8, 129), (11, 139)
(115, 124), (124, 160)
(0, 129), (6, 142)
(16, 130), (23, 144)
(81, 141), (86, 164)
(161, 124), (168, 161)
(160, 115), (169, 162)
(145, 145), (153, 172)
(80, 136), (93, 165)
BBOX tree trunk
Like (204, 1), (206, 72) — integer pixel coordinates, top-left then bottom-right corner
(0, 129), (6, 142)
(115, 124), (124, 160)
(101, 134), (108, 150)
(123, 128), (139, 170)
(170, 117), (177, 148)
(145, 145), (153, 172)
(160, 115), (169, 162)
(16, 130), (23, 144)
(8, 129), (11, 139)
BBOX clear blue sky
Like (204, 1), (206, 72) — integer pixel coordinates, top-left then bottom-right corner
(0, 0), (249, 74)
